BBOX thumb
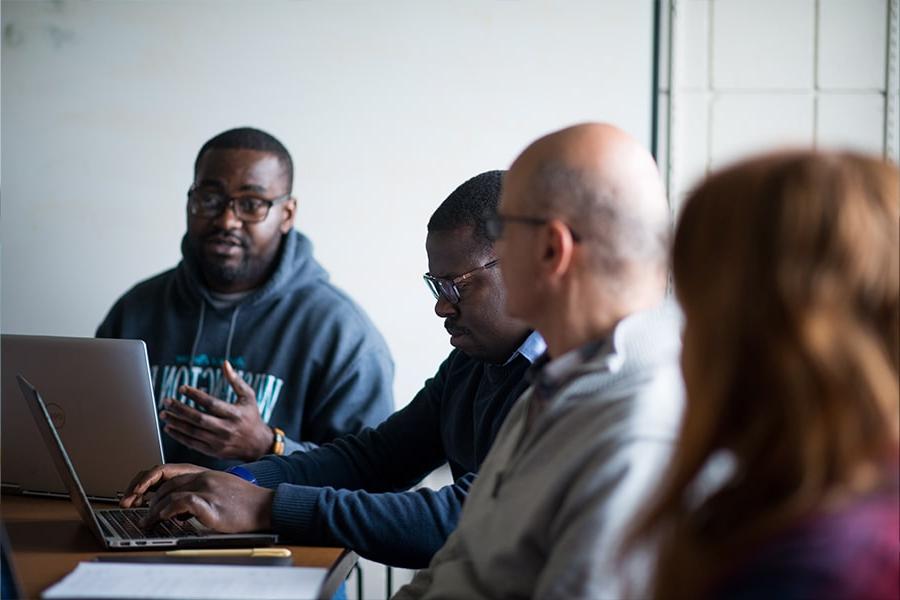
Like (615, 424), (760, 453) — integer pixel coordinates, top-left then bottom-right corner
(223, 360), (255, 404)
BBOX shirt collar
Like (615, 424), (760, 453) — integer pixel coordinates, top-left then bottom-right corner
(543, 338), (607, 381)
(526, 337), (608, 398)
(502, 330), (547, 366)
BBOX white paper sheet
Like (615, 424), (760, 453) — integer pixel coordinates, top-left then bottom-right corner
(42, 562), (328, 600)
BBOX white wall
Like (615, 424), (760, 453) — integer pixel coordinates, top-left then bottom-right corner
(658, 0), (899, 211)
(1, 0), (656, 412)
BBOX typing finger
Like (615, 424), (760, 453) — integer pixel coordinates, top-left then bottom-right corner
(121, 463), (209, 507)
(142, 491), (214, 529)
(150, 472), (207, 511)
(120, 466), (166, 507)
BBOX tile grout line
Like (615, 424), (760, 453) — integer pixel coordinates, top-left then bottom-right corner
(705, 0), (714, 177)
(885, 0), (899, 160)
(813, 0), (820, 147)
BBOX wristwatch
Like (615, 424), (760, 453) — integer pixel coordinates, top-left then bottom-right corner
(271, 427), (285, 455)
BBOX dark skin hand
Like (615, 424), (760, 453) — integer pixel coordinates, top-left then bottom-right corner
(136, 470), (274, 532)
(120, 464), (274, 532)
(120, 463), (208, 509)
(160, 360), (275, 461)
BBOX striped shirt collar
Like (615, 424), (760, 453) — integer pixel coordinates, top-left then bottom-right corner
(503, 330), (546, 366)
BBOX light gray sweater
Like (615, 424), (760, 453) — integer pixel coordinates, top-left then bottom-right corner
(394, 304), (684, 600)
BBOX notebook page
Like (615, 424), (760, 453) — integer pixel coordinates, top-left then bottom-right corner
(43, 562), (328, 600)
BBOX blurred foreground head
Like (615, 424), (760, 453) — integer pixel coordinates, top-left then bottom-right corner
(675, 150), (899, 476)
(496, 122), (670, 354)
(630, 149), (899, 598)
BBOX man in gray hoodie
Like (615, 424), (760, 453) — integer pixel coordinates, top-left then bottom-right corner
(98, 127), (394, 470)
(395, 123), (684, 599)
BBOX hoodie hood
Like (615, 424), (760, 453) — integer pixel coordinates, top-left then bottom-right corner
(174, 229), (330, 366)
(176, 228), (328, 310)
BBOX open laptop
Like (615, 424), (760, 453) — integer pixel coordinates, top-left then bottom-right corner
(17, 375), (279, 549)
(1, 335), (165, 501)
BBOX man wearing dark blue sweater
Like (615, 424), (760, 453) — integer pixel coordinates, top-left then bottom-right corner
(123, 171), (546, 568)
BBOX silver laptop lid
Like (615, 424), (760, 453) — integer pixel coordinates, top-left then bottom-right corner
(1, 335), (164, 500)
(18, 376), (280, 551)
(16, 375), (109, 546)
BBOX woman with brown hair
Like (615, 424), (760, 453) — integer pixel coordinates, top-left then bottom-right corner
(623, 150), (899, 599)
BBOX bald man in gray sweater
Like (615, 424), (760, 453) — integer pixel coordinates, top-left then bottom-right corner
(396, 123), (684, 600)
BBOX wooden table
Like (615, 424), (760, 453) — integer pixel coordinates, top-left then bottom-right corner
(1, 494), (357, 599)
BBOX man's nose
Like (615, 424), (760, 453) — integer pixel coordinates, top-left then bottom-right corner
(212, 202), (243, 229)
(434, 294), (458, 318)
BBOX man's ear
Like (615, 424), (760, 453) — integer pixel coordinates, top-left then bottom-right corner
(279, 197), (297, 233)
(541, 219), (575, 278)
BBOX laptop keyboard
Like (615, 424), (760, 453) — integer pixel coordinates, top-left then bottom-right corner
(101, 508), (201, 540)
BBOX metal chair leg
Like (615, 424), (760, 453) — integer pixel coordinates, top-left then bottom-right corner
(350, 562), (363, 600)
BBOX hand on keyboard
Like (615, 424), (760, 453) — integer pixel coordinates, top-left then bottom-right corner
(120, 463), (208, 509)
(141, 470), (275, 534)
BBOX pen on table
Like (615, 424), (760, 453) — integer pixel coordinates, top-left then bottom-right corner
(166, 548), (292, 558)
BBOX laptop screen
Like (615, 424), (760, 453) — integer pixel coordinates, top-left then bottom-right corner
(16, 375), (108, 544)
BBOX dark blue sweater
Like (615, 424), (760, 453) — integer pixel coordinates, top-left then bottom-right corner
(241, 334), (543, 568)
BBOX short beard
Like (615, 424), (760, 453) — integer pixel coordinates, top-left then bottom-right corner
(199, 255), (251, 288)
(187, 236), (270, 292)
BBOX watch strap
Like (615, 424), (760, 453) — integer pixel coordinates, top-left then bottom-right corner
(271, 427), (286, 455)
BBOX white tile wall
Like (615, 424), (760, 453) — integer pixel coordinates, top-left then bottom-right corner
(710, 93), (815, 167)
(712, 0), (815, 90)
(657, 91), (671, 187)
(679, 0), (710, 90)
(818, 0), (889, 90)
(661, 0), (896, 201)
(659, 0), (671, 91)
(887, 0), (899, 161)
(672, 91), (711, 204)
(817, 93), (886, 153)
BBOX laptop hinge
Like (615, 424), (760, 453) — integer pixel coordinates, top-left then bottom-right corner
(0, 483), (23, 495)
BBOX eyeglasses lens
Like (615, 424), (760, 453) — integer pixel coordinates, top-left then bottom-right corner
(423, 277), (459, 305)
(189, 191), (269, 223)
(440, 281), (459, 304)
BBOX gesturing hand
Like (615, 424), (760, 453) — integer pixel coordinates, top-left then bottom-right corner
(142, 470), (275, 533)
(160, 360), (275, 461)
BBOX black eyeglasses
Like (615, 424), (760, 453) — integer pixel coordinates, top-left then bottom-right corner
(187, 186), (291, 223)
(423, 259), (499, 305)
(485, 213), (582, 242)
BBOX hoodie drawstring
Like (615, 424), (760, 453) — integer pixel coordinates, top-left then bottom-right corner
(189, 302), (207, 368)
(189, 301), (241, 371)
(224, 305), (241, 364)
